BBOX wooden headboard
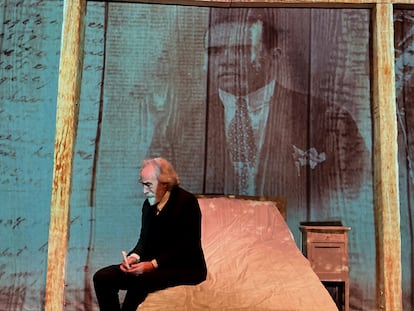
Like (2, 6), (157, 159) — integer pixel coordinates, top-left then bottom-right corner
(195, 194), (286, 220)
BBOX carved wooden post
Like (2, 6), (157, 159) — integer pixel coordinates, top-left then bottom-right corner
(372, 3), (402, 311)
(44, 1), (86, 310)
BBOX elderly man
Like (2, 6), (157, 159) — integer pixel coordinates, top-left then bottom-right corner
(93, 157), (207, 311)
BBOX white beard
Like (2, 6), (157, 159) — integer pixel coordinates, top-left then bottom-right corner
(148, 197), (155, 205)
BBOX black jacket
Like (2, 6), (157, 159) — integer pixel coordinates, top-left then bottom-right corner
(131, 186), (207, 276)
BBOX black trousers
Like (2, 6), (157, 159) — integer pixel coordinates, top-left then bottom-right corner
(93, 265), (206, 311)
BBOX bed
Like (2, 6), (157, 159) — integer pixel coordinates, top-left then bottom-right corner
(138, 195), (338, 311)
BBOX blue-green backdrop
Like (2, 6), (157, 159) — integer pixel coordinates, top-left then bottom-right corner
(0, 1), (412, 310)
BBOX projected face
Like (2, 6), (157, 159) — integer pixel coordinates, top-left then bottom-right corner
(208, 20), (274, 96)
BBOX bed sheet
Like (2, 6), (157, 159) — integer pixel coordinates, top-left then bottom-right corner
(138, 197), (338, 311)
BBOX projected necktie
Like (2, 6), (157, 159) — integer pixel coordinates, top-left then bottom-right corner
(228, 97), (257, 193)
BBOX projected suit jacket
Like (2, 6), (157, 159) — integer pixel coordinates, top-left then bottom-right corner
(204, 82), (369, 204)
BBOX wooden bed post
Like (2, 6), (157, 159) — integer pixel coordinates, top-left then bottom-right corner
(44, 1), (86, 310)
(372, 3), (402, 311)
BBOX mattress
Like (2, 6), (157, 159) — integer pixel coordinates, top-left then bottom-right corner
(138, 197), (338, 311)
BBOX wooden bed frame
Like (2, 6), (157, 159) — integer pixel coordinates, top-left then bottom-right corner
(196, 194), (286, 219)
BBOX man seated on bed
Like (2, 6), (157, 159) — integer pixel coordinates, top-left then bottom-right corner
(93, 157), (207, 311)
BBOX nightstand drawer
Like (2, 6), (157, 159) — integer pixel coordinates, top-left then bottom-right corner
(308, 242), (348, 275)
(306, 231), (346, 242)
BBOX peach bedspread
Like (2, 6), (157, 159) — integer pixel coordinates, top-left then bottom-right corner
(138, 197), (338, 311)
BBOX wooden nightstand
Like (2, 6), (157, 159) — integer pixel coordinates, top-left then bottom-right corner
(300, 224), (350, 311)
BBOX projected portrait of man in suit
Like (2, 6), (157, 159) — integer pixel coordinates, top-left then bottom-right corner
(204, 8), (368, 203)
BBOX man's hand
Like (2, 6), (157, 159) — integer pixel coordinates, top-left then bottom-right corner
(120, 256), (139, 272)
(120, 261), (155, 275)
